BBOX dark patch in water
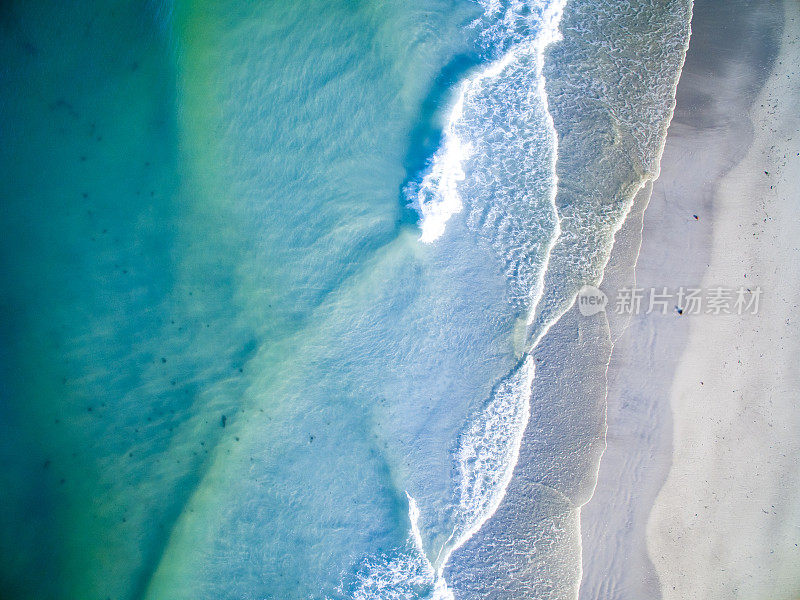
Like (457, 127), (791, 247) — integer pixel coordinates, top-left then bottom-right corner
(231, 337), (259, 372)
(398, 52), (484, 225)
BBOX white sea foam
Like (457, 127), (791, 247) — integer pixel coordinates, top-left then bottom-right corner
(448, 356), (535, 556)
(347, 494), (454, 600)
(409, 0), (566, 245)
(399, 0), (568, 595)
(435, 0), (566, 569)
(409, 52), (521, 243)
(351, 1), (567, 596)
(410, 89), (470, 244)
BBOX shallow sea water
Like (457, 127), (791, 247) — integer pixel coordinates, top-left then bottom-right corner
(0, 1), (691, 598)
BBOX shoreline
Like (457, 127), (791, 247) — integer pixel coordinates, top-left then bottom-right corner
(579, 0), (795, 598)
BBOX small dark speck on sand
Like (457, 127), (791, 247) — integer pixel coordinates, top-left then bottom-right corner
(309, 435), (315, 443)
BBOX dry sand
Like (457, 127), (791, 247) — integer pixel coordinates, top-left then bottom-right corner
(648, 2), (800, 598)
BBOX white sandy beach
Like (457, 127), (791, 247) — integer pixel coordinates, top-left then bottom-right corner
(648, 3), (800, 598)
(580, 1), (800, 599)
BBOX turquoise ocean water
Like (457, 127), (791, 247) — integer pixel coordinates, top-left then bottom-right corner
(0, 1), (691, 598)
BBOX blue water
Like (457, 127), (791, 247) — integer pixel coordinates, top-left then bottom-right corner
(0, 0), (691, 598)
